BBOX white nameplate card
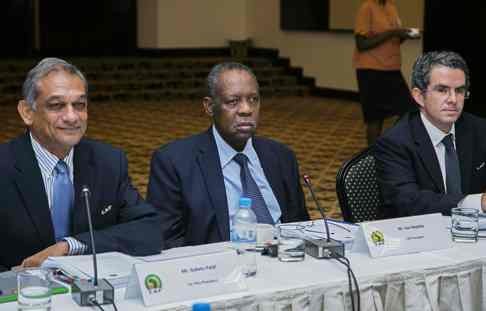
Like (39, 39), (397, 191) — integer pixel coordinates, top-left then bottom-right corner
(125, 249), (246, 306)
(353, 213), (452, 258)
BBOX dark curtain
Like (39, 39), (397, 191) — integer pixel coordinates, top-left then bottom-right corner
(0, 0), (34, 57)
(423, 0), (482, 117)
(280, 0), (329, 31)
(39, 0), (136, 56)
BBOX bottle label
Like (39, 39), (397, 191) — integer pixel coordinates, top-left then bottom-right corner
(232, 224), (256, 243)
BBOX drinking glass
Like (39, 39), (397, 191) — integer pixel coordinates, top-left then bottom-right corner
(277, 226), (305, 262)
(17, 269), (52, 311)
(451, 207), (479, 243)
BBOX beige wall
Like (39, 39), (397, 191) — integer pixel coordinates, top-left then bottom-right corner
(247, 0), (422, 91)
(137, 0), (423, 91)
(138, 0), (248, 48)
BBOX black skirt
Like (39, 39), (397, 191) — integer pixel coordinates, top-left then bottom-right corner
(356, 69), (416, 122)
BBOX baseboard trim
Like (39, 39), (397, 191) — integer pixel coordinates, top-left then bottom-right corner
(311, 87), (359, 101)
(248, 47), (279, 58)
(136, 47), (230, 57)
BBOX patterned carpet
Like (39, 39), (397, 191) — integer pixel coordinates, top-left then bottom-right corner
(0, 96), (379, 220)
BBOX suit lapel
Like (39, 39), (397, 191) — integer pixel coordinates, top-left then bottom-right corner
(455, 116), (473, 193)
(253, 138), (286, 219)
(72, 140), (96, 233)
(12, 133), (55, 245)
(410, 114), (446, 193)
(197, 131), (229, 240)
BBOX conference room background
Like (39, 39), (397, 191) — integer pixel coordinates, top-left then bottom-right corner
(0, 0), (482, 220)
(0, 0), (480, 115)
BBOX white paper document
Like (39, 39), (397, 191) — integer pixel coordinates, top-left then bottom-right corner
(42, 252), (142, 287)
(140, 242), (233, 262)
(278, 219), (358, 250)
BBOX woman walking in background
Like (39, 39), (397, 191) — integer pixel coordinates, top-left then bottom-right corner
(353, 0), (418, 145)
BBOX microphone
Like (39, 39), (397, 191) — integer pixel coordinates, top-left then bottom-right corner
(71, 186), (114, 306)
(82, 186), (98, 286)
(303, 174), (331, 242)
(302, 175), (345, 259)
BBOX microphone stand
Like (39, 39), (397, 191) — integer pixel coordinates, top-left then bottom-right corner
(302, 175), (345, 259)
(71, 186), (114, 306)
(302, 175), (360, 311)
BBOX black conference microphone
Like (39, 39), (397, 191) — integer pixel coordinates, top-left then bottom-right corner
(302, 174), (345, 259)
(71, 186), (114, 306)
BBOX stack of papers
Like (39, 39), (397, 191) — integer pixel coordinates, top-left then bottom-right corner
(42, 252), (142, 288)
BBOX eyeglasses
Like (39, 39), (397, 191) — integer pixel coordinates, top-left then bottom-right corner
(425, 85), (470, 100)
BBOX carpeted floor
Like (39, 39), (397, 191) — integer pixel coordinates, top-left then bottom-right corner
(0, 96), (381, 220)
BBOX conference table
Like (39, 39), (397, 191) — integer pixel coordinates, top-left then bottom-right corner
(2, 223), (485, 310)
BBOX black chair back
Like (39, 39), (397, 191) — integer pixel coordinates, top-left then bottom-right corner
(336, 146), (384, 223)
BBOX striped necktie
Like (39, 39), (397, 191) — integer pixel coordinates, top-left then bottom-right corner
(233, 153), (274, 224)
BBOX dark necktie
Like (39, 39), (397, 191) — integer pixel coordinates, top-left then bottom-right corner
(51, 160), (74, 241)
(442, 134), (462, 195)
(233, 153), (274, 225)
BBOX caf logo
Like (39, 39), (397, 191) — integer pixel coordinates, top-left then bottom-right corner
(145, 274), (162, 294)
(371, 230), (385, 246)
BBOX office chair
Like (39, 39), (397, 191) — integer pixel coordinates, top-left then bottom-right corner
(336, 146), (384, 223)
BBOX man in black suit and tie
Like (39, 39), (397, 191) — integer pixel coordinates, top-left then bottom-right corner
(147, 62), (309, 249)
(0, 58), (161, 271)
(375, 51), (486, 217)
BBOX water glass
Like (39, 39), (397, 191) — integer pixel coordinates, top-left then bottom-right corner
(451, 207), (479, 243)
(277, 226), (305, 262)
(256, 223), (275, 250)
(17, 269), (52, 311)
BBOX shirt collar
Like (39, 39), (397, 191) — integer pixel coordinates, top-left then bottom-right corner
(212, 125), (258, 168)
(420, 112), (456, 147)
(30, 132), (74, 176)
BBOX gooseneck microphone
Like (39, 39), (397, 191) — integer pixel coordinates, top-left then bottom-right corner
(301, 174), (345, 259)
(303, 174), (331, 242)
(302, 175), (360, 311)
(82, 186), (98, 286)
(71, 186), (114, 307)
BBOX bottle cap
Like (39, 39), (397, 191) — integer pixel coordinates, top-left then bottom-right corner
(192, 302), (211, 311)
(239, 197), (252, 208)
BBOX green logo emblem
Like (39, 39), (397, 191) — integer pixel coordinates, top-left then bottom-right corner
(371, 230), (385, 246)
(145, 274), (162, 294)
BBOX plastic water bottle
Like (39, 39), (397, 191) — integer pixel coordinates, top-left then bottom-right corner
(192, 302), (211, 311)
(231, 197), (257, 277)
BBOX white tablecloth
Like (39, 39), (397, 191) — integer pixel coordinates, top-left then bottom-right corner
(1, 241), (485, 311)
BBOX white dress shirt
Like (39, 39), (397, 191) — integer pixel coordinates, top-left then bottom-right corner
(420, 113), (482, 211)
(212, 126), (282, 231)
(30, 133), (86, 255)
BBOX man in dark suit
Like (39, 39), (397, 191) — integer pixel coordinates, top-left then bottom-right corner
(0, 58), (161, 271)
(147, 62), (309, 249)
(375, 51), (486, 217)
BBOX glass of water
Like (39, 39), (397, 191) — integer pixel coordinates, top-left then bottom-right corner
(277, 226), (305, 262)
(451, 207), (479, 243)
(17, 269), (52, 311)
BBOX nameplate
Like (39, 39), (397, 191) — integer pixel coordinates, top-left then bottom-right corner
(353, 213), (452, 258)
(125, 249), (246, 306)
